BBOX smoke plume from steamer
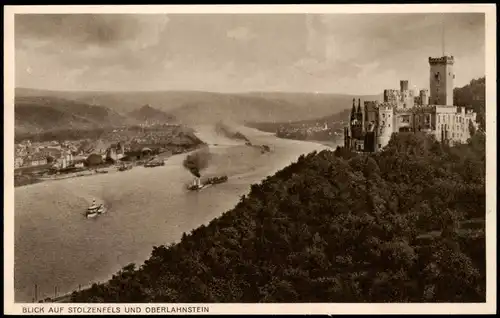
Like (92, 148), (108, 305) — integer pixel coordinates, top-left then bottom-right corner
(215, 121), (251, 144)
(183, 148), (211, 178)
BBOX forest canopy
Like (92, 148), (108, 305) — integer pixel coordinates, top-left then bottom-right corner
(71, 131), (486, 303)
(454, 76), (486, 131)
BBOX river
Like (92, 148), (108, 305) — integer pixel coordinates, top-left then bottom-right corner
(14, 125), (337, 302)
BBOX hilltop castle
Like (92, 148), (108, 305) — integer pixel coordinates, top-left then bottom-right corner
(344, 55), (479, 152)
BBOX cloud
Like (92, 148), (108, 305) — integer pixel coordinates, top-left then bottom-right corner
(16, 14), (169, 49)
(14, 13), (485, 93)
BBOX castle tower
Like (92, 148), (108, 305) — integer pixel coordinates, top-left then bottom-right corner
(419, 89), (429, 106)
(429, 56), (455, 105)
(400, 80), (409, 92)
(376, 105), (393, 150)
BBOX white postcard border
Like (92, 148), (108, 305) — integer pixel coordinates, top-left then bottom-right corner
(4, 4), (497, 315)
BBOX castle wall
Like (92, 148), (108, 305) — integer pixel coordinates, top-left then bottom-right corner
(364, 101), (379, 132)
(394, 110), (414, 132)
(434, 105), (475, 143)
(384, 89), (400, 103)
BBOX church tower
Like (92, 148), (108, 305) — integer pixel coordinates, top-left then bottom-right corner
(428, 56), (455, 105)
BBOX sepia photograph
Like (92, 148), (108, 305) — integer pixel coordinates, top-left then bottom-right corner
(4, 4), (496, 315)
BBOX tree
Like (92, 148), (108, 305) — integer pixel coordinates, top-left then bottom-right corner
(468, 119), (477, 137)
(71, 133), (485, 303)
(85, 153), (103, 167)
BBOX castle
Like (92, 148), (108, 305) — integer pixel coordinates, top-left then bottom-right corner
(344, 55), (479, 152)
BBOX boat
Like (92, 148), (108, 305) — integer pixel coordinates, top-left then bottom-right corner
(187, 177), (211, 191)
(144, 160), (165, 168)
(205, 175), (228, 185)
(86, 200), (106, 218)
(118, 163), (133, 171)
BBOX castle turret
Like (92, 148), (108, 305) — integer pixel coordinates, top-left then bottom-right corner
(356, 99), (363, 121)
(419, 89), (429, 106)
(350, 98), (356, 121)
(400, 80), (409, 92)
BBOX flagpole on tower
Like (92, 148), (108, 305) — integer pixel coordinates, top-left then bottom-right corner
(441, 16), (446, 56)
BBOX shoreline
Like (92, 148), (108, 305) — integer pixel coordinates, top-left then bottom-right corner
(14, 144), (205, 188)
(46, 145), (326, 303)
(14, 127), (328, 303)
(242, 125), (343, 150)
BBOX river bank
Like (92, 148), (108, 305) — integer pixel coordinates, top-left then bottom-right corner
(14, 144), (205, 188)
(13, 125), (329, 302)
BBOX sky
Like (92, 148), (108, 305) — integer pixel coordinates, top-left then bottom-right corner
(15, 13), (485, 94)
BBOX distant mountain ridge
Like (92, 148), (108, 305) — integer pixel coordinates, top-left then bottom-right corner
(16, 79), (483, 139)
(14, 95), (134, 135)
(16, 87), (379, 120)
(128, 104), (176, 123)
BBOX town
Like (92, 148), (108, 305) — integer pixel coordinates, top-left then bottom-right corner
(248, 116), (347, 144)
(14, 124), (205, 187)
(276, 121), (345, 141)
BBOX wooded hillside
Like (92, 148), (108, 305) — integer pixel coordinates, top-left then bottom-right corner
(70, 131), (486, 303)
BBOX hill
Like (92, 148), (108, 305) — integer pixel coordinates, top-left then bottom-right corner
(247, 108), (352, 132)
(14, 95), (134, 136)
(15, 88), (379, 126)
(127, 104), (176, 124)
(454, 77), (486, 130)
(70, 131), (485, 303)
(249, 77), (486, 139)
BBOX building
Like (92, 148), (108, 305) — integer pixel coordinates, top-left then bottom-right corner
(106, 142), (126, 162)
(344, 55), (479, 152)
(40, 147), (62, 161)
(15, 156), (24, 168)
(54, 150), (74, 169)
(24, 153), (48, 167)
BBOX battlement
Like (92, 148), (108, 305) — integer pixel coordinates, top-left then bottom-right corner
(428, 56), (454, 65)
(408, 105), (436, 113)
(378, 102), (397, 110)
